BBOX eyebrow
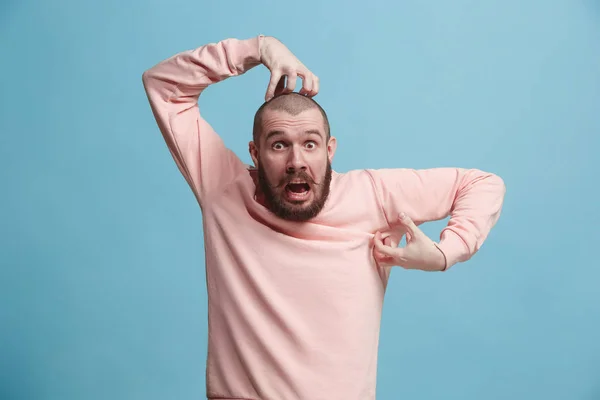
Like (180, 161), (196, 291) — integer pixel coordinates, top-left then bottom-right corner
(265, 130), (323, 142)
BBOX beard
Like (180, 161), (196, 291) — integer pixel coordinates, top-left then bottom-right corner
(257, 161), (332, 222)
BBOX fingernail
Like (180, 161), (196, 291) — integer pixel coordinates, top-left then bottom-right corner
(399, 212), (406, 219)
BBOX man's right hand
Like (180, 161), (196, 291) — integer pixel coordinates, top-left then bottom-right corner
(259, 36), (320, 101)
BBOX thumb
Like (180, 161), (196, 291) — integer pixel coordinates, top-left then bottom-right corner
(397, 212), (419, 237)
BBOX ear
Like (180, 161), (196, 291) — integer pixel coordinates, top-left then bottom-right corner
(327, 136), (337, 163)
(249, 141), (259, 167)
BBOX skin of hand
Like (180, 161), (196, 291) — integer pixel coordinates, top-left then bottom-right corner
(373, 213), (447, 272)
(259, 36), (320, 101)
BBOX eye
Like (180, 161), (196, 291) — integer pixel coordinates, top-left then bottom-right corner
(272, 141), (286, 150)
(305, 141), (317, 150)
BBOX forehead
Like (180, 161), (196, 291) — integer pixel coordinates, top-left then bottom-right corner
(260, 108), (325, 139)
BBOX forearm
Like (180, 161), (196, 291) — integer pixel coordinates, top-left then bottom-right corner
(142, 36), (263, 106)
(436, 170), (506, 269)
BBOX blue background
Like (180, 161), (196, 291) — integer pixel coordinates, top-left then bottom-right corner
(1, 0), (599, 399)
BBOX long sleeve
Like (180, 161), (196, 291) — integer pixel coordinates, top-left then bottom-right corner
(142, 36), (263, 206)
(367, 167), (506, 270)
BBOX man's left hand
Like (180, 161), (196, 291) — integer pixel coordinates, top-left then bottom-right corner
(373, 213), (446, 272)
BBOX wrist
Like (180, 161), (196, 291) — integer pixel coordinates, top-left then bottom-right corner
(436, 230), (468, 270)
(432, 243), (447, 271)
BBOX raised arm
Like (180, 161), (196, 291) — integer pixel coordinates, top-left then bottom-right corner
(369, 167), (506, 270)
(141, 36), (263, 205)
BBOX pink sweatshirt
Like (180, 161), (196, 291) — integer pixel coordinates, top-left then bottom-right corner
(142, 36), (505, 400)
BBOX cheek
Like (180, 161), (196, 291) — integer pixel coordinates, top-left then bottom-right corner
(309, 155), (329, 174)
(260, 156), (284, 181)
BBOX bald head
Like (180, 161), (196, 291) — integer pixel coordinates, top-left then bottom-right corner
(253, 92), (330, 144)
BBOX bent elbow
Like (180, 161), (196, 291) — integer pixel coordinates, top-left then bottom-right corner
(141, 69), (154, 87)
(491, 173), (506, 194)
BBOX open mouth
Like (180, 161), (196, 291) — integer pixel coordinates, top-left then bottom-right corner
(284, 182), (311, 201)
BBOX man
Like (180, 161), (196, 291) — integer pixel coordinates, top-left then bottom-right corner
(142, 35), (505, 400)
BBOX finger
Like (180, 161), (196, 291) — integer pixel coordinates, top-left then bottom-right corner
(284, 71), (297, 93)
(374, 232), (396, 258)
(312, 74), (320, 96)
(374, 249), (388, 261)
(376, 233), (396, 263)
(397, 212), (420, 238)
(298, 72), (313, 96)
(380, 231), (392, 241)
(375, 254), (395, 267)
(374, 249), (396, 267)
(274, 76), (286, 97)
(373, 244), (393, 262)
(383, 235), (399, 248)
(265, 70), (283, 101)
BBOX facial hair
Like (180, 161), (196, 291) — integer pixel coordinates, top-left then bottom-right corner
(257, 160), (332, 222)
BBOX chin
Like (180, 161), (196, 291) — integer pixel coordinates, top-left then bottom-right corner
(257, 162), (332, 222)
(274, 190), (326, 222)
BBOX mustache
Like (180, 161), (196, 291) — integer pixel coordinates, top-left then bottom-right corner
(270, 171), (321, 189)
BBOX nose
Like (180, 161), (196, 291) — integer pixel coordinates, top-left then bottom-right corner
(286, 145), (307, 173)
